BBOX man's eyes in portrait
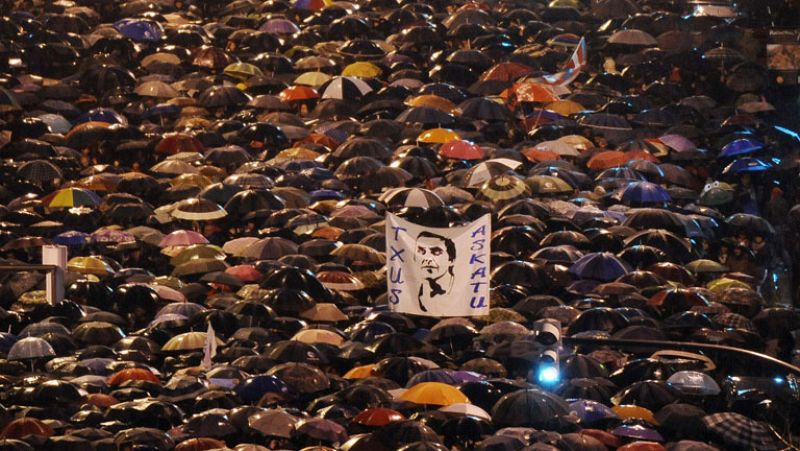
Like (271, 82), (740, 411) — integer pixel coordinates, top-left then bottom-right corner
(430, 247), (443, 256)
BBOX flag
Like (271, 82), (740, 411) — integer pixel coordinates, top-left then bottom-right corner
(386, 213), (491, 317)
(202, 322), (217, 370)
(565, 36), (588, 70)
(537, 68), (582, 88)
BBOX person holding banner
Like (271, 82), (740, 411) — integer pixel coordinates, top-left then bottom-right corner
(414, 231), (456, 312)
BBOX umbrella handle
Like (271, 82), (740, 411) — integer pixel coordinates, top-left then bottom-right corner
(650, 349), (716, 371)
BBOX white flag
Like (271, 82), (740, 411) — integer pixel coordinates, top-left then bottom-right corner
(202, 322), (217, 370)
(386, 213), (491, 317)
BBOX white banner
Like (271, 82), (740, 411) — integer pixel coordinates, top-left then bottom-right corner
(385, 213), (491, 317)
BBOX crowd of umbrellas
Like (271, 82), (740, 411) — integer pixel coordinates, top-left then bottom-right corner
(0, 0), (799, 449)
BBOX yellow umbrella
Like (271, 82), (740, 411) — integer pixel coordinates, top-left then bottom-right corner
(67, 256), (114, 277)
(223, 62), (264, 81)
(300, 303), (349, 322)
(707, 277), (750, 293)
(171, 173), (213, 188)
(162, 332), (223, 351)
(274, 147), (321, 161)
(292, 328), (345, 345)
(342, 61), (382, 78)
(612, 405), (658, 425)
(549, 0), (583, 9)
(417, 128), (461, 144)
(294, 71), (332, 87)
(405, 95), (459, 114)
(557, 134), (594, 151)
(344, 364), (376, 379)
(399, 382), (470, 406)
(545, 99), (586, 116)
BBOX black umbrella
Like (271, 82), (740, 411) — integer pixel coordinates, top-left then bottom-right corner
(491, 388), (571, 430)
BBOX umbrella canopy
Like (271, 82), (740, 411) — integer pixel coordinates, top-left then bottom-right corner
(702, 413), (778, 450)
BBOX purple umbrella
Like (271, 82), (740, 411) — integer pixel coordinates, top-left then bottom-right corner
(569, 252), (631, 282)
(718, 138), (764, 158)
(569, 399), (619, 425)
(658, 134), (696, 153)
(612, 423), (664, 441)
(621, 181), (672, 206)
(260, 18), (301, 35)
(112, 18), (163, 42)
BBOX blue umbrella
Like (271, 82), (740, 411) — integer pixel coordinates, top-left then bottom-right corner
(235, 375), (290, 403)
(75, 107), (128, 125)
(142, 103), (181, 119)
(722, 157), (772, 174)
(621, 181), (672, 205)
(569, 399), (619, 425)
(113, 18), (163, 42)
(718, 138), (764, 158)
(0, 332), (18, 355)
(53, 230), (91, 246)
(569, 252), (631, 282)
(309, 189), (346, 201)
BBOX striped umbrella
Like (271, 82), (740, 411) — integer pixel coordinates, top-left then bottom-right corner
(43, 188), (101, 208)
(170, 198), (228, 221)
(319, 76), (373, 100)
(378, 187), (444, 209)
(477, 175), (530, 203)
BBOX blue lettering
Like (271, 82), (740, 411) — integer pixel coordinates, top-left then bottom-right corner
(471, 239), (485, 251)
(470, 267), (487, 280)
(471, 224), (486, 238)
(391, 225), (407, 241)
(389, 267), (404, 284)
(470, 282), (487, 293)
(469, 254), (485, 265)
(389, 288), (402, 304)
(470, 296), (488, 308)
(389, 246), (405, 262)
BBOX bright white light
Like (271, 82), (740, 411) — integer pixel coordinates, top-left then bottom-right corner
(538, 366), (560, 385)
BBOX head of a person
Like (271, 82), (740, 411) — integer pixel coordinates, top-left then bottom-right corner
(414, 231), (456, 279)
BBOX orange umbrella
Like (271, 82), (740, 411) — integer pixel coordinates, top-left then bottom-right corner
(298, 133), (339, 148)
(0, 418), (54, 439)
(344, 363), (376, 379)
(624, 149), (660, 163)
(587, 150), (628, 170)
(175, 438), (227, 451)
(504, 81), (559, 104)
(86, 393), (120, 408)
(521, 148), (561, 162)
(618, 442), (666, 451)
(107, 367), (160, 385)
(481, 62), (535, 82)
(405, 95), (459, 114)
(279, 85), (319, 102)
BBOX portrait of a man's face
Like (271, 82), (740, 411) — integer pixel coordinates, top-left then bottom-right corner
(413, 231), (456, 312)
(415, 235), (450, 280)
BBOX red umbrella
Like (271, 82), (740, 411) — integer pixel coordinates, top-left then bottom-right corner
(225, 264), (263, 282)
(439, 140), (486, 160)
(352, 407), (406, 427)
(0, 418), (54, 439)
(155, 133), (205, 155)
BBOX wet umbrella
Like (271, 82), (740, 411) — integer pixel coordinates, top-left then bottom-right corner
(702, 413), (778, 450)
(570, 252), (630, 282)
(491, 388), (571, 430)
(611, 380), (681, 411)
(248, 408), (300, 438)
(7, 337), (56, 361)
